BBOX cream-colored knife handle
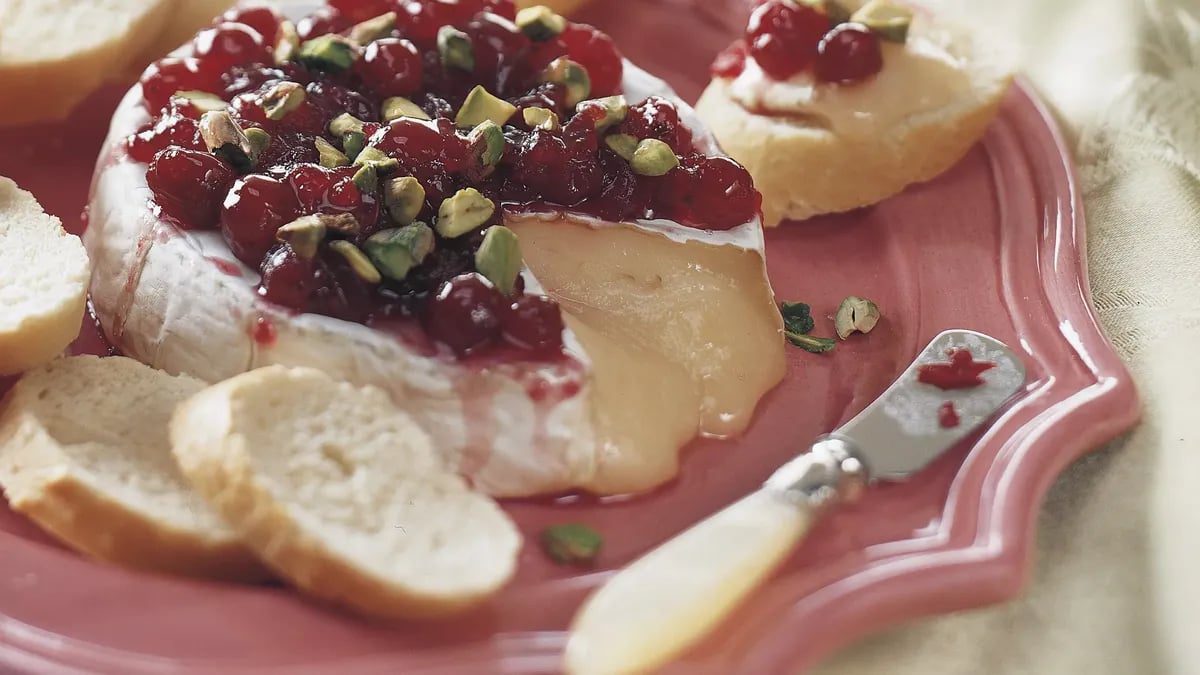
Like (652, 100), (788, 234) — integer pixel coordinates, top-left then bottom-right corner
(565, 440), (866, 675)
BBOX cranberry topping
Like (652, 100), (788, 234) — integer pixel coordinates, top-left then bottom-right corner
(147, 148), (236, 230)
(711, 40), (749, 79)
(747, 0), (829, 80)
(917, 349), (997, 390)
(130, 0), (762, 362)
(815, 23), (883, 83)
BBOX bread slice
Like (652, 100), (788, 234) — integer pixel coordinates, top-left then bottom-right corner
(0, 355), (268, 581)
(0, 0), (174, 126)
(0, 178), (90, 375)
(695, 16), (1014, 226)
(169, 366), (522, 619)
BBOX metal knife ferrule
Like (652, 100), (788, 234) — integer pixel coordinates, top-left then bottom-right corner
(763, 435), (868, 509)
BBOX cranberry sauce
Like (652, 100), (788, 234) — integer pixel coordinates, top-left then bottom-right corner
(917, 349), (997, 390)
(128, 0), (761, 361)
(713, 0), (887, 84)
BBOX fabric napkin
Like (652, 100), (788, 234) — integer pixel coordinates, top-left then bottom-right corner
(817, 0), (1200, 672)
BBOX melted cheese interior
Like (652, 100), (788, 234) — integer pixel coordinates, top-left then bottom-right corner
(509, 215), (786, 495)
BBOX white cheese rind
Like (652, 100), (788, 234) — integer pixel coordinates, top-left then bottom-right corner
(85, 62), (768, 498)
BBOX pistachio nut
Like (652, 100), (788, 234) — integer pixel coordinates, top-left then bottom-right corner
(244, 127), (272, 162)
(822, 0), (857, 24)
(522, 106), (560, 132)
(604, 133), (638, 161)
(437, 25), (474, 71)
(275, 215), (328, 259)
(581, 95), (628, 130)
(342, 130), (366, 162)
(328, 240), (382, 284)
(320, 211), (362, 236)
(352, 146), (400, 173)
(384, 176), (426, 225)
(173, 90), (226, 114)
(541, 57), (591, 106)
(199, 111), (254, 171)
(629, 138), (679, 176)
(474, 225), (522, 296)
(467, 120), (506, 178)
(363, 222), (436, 281)
(260, 81), (306, 121)
(274, 20), (301, 64)
(352, 164), (380, 193)
(315, 137), (350, 168)
(436, 187), (495, 238)
(329, 112), (365, 137)
(455, 85), (517, 128)
(834, 296), (880, 339)
(382, 96), (431, 122)
(515, 5), (567, 41)
(850, 0), (913, 42)
(348, 11), (397, 45)
(297, 34), (358, 72)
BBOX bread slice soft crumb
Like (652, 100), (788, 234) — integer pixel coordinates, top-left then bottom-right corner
(0, 355), (268, 581)
(0, 177), (90, 375)
(170, 365), (522, 619)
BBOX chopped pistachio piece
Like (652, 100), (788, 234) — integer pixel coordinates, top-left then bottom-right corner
(541, 57), (591, 106)
(244, 127), (271, 162)
(297, 34), (358, 72)
(467, 120), (506, 173)
(582, 94), (628, 130)
(522, 106), (560, 132)
(329, 240), (382, 284)
(342, 130), (366, 162)
(455, 85), (517, 128)
(787, 333), (837, 353)
(363, 222), (435, 281)
(437, 25), (474, 71)
(851, 0), (913, 42)
(274, 20), (301, 64)
(823, 0), (857, 24)
(474, 225), (522, 296)
(199, 111), (254, 171)
(352, 146), (399, 173)
(515, 5), (567, 41)
(275, 215), (327, 259)
(329, 112), (365, 137)
(260, 81), (306, 121)
(173, 90), (226, 113)
(604, 133), (638, 161)
(320, 211), (362, 236)
(352, 164), (380, 193)
(834, 296), (881, 339)
(541, 523), (602, 565)
(436, 187), (495, 238)
(348, 11), (397, 45)
(382, 96), (431, 122)
(384, 176), (426, 225)
(629, 138), (680, 176)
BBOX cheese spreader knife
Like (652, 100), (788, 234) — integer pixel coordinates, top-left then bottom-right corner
(564, 330), (1027, 675)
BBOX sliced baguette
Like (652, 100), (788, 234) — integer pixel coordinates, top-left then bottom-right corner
(169, 366), (522, 619)
(0, 355), (268, 581)
(0, 0), (173, 126)
(695, 16), (1014, 226)
(0, 178), (90, 375)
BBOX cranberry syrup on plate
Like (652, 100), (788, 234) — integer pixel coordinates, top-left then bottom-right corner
(125, 0), (761, 361)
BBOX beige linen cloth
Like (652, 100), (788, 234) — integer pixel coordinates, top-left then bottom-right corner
(818, 0), (1200, 673)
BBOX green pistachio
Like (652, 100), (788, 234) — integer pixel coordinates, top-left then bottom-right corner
(522, 106), (560, 131)
(352, 164), (380, 193)
(243, 127), (271, 162)
(541, 523), (603, 566)
(383, 176), (426, 225)
(604, 133), (638, 161)
(297, 34), (358, 72)
(436, 187), (495, 238)
(342, 130), (366, 162)
(437, 25), (474, 71)
(199, 111), (254, 171)
(582, 95), (628, 130)
(629, 138), (680, 176)
(363, 222), (435, 281)
(259, 81), (306, 121)
(850, 0), (913, 42)
(834, 296), (881, 339)
(172, 90), (226, 113)
(382, 96), (431, 122)
(541, 57), (591, 106)
(352, 146), (399, 173)
(467, 120), (506, 177)
(347, 11), (397, 45)
(328, 240), (382, 284)
(515, 5), (567, 41)
(275, 215), (327, 259)
(329, 112), (365, 137)
(474, 225), (522, 296)
(274, 20), (300, 64)
(818, 0), (857, 24)
(455, 85), (517, 128)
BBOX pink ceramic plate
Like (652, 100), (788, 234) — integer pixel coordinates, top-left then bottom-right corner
(0, 2), (1139, 673)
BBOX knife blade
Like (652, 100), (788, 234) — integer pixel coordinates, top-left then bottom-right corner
(564, 330), (1027, 675)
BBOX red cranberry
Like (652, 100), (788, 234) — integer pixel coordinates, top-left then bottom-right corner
(328, 0), (396, 23)
(656, 154), (760, 229)
(711, 40), (748, 78)
(220, 5), (282, 45)
(423, 273), (505, 356)
(286, 164), (380, 228)
(140, 57), (222, 111)
(619, 97), (694, 154)
(355, 38), (423, 97)
(258, 244), (316, 311)
(746, 0), (830, 80)
(305, 80), (379, 123)
(125, 113), (203, 162)
(465, 12), (531, 93)
(230, 84), (326, 135)
(580, 145), (648, 221)
(501, 295), (564, 352)
(371, 117), (465, 201)
(402, 0), (485, 48)
(297, 7), (354, 41)
(484, 0), (516, 20)
(147, 148), (236, 230)
(193, 23), (271, 73)
(558, 24), (623, 97)
(512, 129), (602, 205)
(254, 130), (321, 172)
(221, 175), (302, 265)
(815, 23), (883, 83)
